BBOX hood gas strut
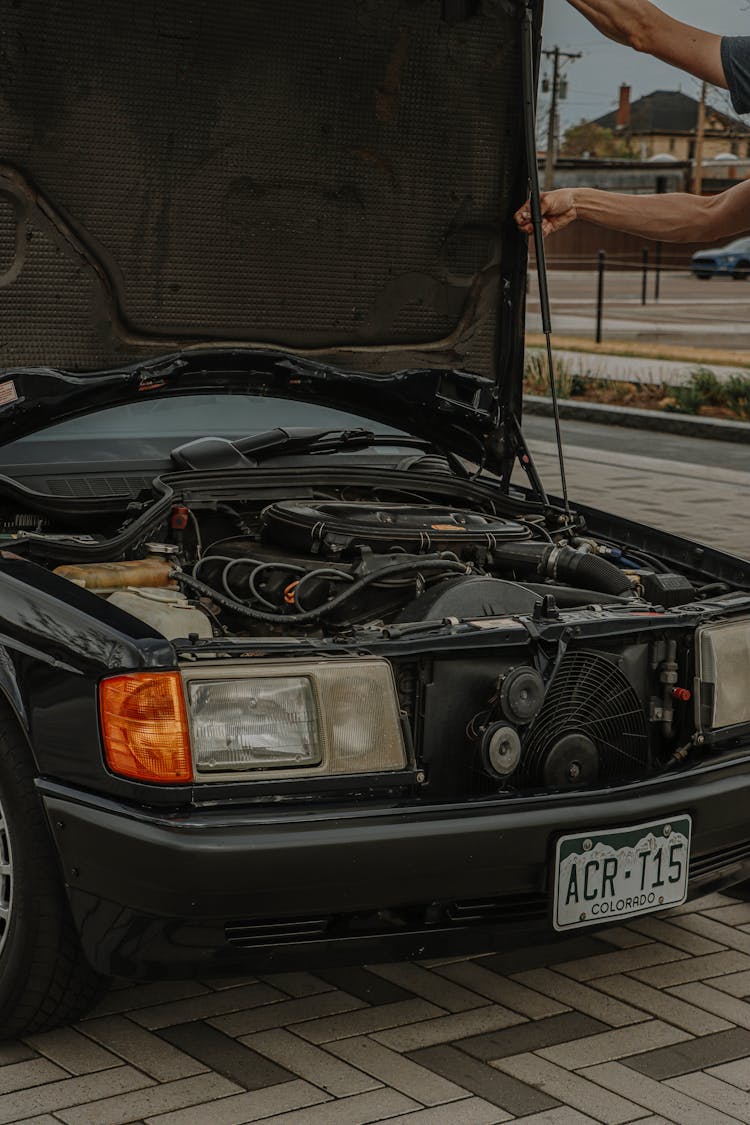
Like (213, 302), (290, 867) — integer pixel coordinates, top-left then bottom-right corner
(521, 4), (571, 519)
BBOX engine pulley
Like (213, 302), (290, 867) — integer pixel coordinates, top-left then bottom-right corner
(499, 666), (545, 724)
(481, 723), (522, 779)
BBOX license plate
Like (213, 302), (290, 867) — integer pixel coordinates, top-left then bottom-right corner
(553, 816), (692, 932)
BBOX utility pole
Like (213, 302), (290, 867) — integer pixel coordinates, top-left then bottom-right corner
(692, 81), (707, 195)
(543, 47), (581, 191)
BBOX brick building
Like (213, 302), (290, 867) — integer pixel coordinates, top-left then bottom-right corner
(595, 85), (750, 163)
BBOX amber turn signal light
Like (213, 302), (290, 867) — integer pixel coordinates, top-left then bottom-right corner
(99, 672), (193, 783)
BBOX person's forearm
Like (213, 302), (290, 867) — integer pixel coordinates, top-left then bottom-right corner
(571, 186), (747, 243)
(567, 0), (726, 87)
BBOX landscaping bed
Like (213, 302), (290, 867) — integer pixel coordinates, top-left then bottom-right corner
(524, 353), (750, 422)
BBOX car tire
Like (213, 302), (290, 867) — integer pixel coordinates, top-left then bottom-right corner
(733, 262), (750, 280)
(0, 710), (105, 1038)
(693, 271), (712, 280)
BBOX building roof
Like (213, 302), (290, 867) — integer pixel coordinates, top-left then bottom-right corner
(595, 90), (750, 135)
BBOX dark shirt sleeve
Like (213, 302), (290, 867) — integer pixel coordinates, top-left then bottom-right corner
(722, 37), (750, 115)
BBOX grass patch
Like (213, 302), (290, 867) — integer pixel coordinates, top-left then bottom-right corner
(525, 334), (750, 370)
(523, 358), (750, 422)
(524, 352), (575, 398)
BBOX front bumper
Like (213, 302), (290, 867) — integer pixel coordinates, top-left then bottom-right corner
(692, 259), (734, 275)
(41, 759), (750, 978)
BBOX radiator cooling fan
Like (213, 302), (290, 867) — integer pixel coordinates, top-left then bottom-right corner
(518, 652), (649, 789)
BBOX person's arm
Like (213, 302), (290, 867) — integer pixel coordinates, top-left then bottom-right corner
(515, 181), (750, 243)
(567, 1), (726, 88)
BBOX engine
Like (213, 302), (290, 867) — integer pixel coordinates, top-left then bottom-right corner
(43, 493), (702, 639)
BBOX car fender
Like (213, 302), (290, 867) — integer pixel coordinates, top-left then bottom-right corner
(0, 558), (174, 675)
(0, 559), (180, 793)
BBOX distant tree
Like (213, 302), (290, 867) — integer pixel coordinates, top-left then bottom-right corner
(561, 121), (636, 159)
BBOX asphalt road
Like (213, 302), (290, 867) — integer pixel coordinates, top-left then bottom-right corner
(526, 269), (750, 349)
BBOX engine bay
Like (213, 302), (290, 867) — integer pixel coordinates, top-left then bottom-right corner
(7, 477), (711, 638)
(0, 460), (744, 799)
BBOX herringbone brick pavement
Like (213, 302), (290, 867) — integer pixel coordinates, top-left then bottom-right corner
(6, 896), (750, 1122)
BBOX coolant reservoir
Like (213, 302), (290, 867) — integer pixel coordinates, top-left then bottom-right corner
(107, 588), (213, 639)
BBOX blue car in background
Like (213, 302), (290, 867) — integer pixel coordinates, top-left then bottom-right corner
(692, 237), (750, 280)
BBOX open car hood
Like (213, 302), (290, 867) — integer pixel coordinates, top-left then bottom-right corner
(0, 0), (539, 454)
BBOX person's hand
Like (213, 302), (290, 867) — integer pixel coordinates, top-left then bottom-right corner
(565, 0), (644, 49)
(515, 190), (578, 238)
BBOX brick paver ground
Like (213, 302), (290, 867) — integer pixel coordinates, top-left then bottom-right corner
(3, 436), (750, 1123)
(6, 898), (750, 1124)
(529, 437), (750, 560)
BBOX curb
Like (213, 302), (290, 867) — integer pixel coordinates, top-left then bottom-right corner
(524, 395), (750, 445)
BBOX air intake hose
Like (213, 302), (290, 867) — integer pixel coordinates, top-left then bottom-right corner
(492, 543), (635, 598)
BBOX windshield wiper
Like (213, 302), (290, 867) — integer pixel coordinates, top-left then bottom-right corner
(170, 427), (431, 471)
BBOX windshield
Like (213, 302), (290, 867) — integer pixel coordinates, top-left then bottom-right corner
(724, 238), (750, 253)
(0, 394), (405, 466)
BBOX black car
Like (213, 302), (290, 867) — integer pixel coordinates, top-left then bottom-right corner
(2, 0), (750, 1039)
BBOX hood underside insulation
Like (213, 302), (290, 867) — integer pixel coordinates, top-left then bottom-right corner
(0, 0), (530, 374)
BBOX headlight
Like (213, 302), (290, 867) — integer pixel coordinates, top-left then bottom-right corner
(185, 658), (407, 779)
(188, 676), (322, 771)
(696, 619), (750, 730)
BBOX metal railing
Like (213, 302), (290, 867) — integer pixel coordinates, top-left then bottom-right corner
(528, 249), (698, 345)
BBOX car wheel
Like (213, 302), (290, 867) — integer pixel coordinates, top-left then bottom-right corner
(693, 271), (712, 280)
(0, 711), (105, 1038)
(733, 262), (750, 280)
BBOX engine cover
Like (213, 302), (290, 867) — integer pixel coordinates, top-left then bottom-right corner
(261, 501), (531, 558)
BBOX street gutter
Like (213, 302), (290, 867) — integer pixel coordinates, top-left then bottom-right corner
(524, 395), (750, 445)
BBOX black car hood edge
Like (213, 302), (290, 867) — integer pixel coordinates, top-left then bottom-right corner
(0, 349), (513, 473)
